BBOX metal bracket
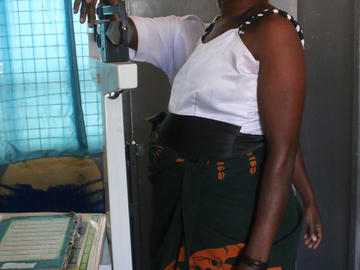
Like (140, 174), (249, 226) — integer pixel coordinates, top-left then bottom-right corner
(94, 1), (130, 63)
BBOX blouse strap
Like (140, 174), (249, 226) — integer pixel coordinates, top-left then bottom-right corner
(238, 9), (305, 48)
(202, 16), (220, 42)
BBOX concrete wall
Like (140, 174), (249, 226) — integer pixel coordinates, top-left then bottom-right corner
(350, 0), (360, 268)
(271, 0), (297, 18)
(298, 0), (355, 269)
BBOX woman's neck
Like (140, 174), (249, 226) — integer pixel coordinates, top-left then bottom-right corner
(218, 0), (268, 19)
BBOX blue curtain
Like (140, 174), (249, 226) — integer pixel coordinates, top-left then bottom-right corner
(0, 0), (104, 165)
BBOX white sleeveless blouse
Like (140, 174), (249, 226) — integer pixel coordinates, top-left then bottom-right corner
(169, 29), (261, 135)
(129, 10), (303, 136)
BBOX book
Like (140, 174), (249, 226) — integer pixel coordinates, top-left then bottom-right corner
(0, 213), (106, 270)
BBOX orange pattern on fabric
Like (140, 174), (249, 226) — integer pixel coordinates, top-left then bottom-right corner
(247, 152), (257, 175)
(164, 244), (282, 270)
(153, 145), (164, 162)
(178, 246), (186, 261)
(153, 132), (160, 142)
(165, 261), (177, 270)
(165, 246), (185, 270)
(217, 162), (226, 181)
(189, 243), (245, 269)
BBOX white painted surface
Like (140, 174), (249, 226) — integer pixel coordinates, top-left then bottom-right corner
(99, 265), (112, 270)
(89, 59), (138, 94)
(104, 95), (133, 270)
(1, 263), (37, 269)
(89, 57), (138, 270)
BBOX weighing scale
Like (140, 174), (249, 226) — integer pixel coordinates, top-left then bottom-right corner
(88, 2), (140, 269)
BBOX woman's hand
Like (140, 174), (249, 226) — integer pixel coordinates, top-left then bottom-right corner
(303, 202), (323, 249)
(291, 145), (323, 249)
(73, 0), (122, 28)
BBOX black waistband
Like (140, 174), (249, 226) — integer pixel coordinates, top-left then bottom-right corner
(159, 114), (265, 161)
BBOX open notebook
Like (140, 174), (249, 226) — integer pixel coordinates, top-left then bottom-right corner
(0, 213), (106, 270)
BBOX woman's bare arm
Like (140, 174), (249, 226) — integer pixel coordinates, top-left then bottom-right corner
(238, 15), (306, 268)
(293, 145), (323, 249)
(127, 17), (138, 50)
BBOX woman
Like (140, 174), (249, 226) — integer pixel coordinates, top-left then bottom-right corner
(75, 0), (323, 269)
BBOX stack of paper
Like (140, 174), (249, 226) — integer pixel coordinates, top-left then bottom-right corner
(0, 213), (106, 270)
(66, 214), (107, 270)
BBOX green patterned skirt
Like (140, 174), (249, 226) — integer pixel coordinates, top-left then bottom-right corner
(148, 119), (303, 270)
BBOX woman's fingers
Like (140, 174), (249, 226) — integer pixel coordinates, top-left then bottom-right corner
(313, 240), (321, 249)
(312, 224), (323, 249)
(73, 1), (127, 34)
(74, 0), (82, 14)
(304, 222), (323, 249)
(304, 231), (310, 245)
(80, 1), (87, 23)
(87, 0), (97, 27)
(74, 0), (98, 26)
(311, 236), (320, 249)
(76, 0), (122, 26)
(304, 224), (316, 247)
(303, 205), (324, 250)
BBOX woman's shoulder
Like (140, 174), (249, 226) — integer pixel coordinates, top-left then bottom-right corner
(239, 9), (304, 47)
(258, 13), (304, 49)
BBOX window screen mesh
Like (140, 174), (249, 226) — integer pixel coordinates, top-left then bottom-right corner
(0, 0), (103, 164)
(73, 16), (104, 154)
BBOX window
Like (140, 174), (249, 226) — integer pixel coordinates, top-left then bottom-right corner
(0, 0), (103, 164)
